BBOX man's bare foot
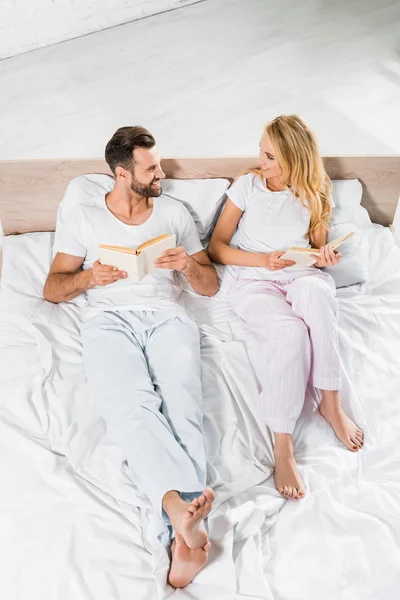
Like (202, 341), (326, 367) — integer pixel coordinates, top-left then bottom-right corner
(319, 400), (364, 452)
(162, 488), (215, 549)
(168, 533), (211, 589)
(274, 433), (306, 500)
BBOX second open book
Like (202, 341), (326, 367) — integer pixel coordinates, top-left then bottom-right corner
(99, 234), (177, 282)
(280, 232), (354, 267)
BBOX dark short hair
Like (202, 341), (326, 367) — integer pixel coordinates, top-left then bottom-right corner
(105, 126), (156, 174)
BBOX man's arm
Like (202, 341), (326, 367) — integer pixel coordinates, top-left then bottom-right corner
(154, 247), (219, 297)
(43, 252), (127, 303)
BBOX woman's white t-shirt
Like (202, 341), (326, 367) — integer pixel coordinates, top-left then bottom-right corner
(228, 173), (328, 281)
(54, 195), (203, 318)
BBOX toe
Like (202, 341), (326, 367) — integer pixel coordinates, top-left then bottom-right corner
(187, 503), (197, 515)
(197, 495), (206, 507)
(293, 488), (299, 500)
(203, 488), (216, 503)
(350, 438), (359, 451)
(203, 541), (211, 552)
(192, 498), (200, 507)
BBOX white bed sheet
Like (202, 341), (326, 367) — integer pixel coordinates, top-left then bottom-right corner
(1, 227), (400, 599)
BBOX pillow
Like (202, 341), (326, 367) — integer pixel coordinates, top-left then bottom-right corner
(0, 232), (54, 304)
(330, 179), (372, 230)
(55, 174), (230, 244)
(161, 179), (230, 241)
(322, 223), (369, 288)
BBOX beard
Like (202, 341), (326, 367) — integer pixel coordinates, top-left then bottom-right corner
(130, 173), (162, 198)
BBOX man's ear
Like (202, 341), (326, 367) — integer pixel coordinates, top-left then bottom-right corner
(115, 166), (128, 180)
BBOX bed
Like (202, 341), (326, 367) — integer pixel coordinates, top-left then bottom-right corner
(1, 156), (400, 600)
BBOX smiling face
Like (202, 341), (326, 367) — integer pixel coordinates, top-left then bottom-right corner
(119, 145), (166, 197)
(258, 133), (283, 180)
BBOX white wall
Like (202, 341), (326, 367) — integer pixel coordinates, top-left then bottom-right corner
(0, 0), (201, 60)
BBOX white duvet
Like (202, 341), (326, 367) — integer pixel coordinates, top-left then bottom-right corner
(1, 227), (400, 600)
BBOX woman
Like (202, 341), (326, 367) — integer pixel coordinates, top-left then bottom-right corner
(208, 115), (364, 500)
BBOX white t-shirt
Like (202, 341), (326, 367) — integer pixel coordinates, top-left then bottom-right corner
(54, 195), (204, 317)
(228, 173), (332, 281)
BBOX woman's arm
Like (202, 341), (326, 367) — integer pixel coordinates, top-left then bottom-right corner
(310, 224), (328, 249)
(310, 225), (342, 267)
(208, 199), (295, 270)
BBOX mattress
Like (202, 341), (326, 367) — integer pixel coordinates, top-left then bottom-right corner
(0, 226), (400, 600)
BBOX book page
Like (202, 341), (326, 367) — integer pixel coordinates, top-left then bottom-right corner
(136, 233), (171, 253)
(328, 231), (354, 250)
(141, 234), (177, 275)
(290, 232), (355, 254)
(98, 247), (141, 281)
(280, 250), (317, 267)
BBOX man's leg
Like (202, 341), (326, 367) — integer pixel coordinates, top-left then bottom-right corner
(81, 311), (206, 523)
(145, 315), (206, 488)
(144, 315), (214, 544)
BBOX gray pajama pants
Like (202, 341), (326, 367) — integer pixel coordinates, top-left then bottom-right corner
(81, 309), (207, 523)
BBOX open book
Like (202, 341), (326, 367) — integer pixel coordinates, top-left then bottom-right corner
(98, 234), (176, 282)
(280, 232), (355, 267)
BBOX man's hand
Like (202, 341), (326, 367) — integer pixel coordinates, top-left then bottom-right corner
(264, 251), (296, 271)
(154, 247), (189, 272)
(314, 245), (342, 268)
(90, 260), (127, 286)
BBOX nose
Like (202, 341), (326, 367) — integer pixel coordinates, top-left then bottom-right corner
(156, 166), (166, 180)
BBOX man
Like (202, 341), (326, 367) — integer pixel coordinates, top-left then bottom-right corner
(44, 126), (219, 588)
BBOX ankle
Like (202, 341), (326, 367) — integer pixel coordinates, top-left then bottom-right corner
(320, 400), (342, 415)
(274, 433), (294, 458)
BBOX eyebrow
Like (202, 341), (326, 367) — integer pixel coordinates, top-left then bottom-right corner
(259, 143), (273, 157)
(261, 147), (274, 158)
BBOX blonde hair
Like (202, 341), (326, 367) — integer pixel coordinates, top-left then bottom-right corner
(245, 114), (332, 240)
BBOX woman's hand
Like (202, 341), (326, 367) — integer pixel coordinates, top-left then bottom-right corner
(314, 245), (342, 268)
(264, 251), (296, 271)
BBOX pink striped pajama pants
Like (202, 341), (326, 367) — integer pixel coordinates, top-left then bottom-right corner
(230, 272), (341, 434)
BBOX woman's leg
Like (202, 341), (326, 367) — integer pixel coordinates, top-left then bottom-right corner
(319, 390), (364, 451)
(288, 273), (364, 451)
(231, 280), (309, 499)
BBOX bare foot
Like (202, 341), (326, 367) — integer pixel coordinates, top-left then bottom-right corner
(168, 533), (211, 589)
(274, 452), (306, 500)
(273, 433), (306, 500)
(163, 488), (215, 549)
(319, 402), (364, 452)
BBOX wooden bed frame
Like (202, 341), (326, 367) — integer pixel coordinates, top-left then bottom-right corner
(0, 156), (399, 237)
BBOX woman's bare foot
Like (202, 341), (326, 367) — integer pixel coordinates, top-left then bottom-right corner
(168, 533), (211, 589)
(319, 391), (364, 452)
(274, 433), (306, 500)
(162, 488), (215, 549)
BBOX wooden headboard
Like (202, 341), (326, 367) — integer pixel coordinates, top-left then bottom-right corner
(0, 156), (400, 235)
